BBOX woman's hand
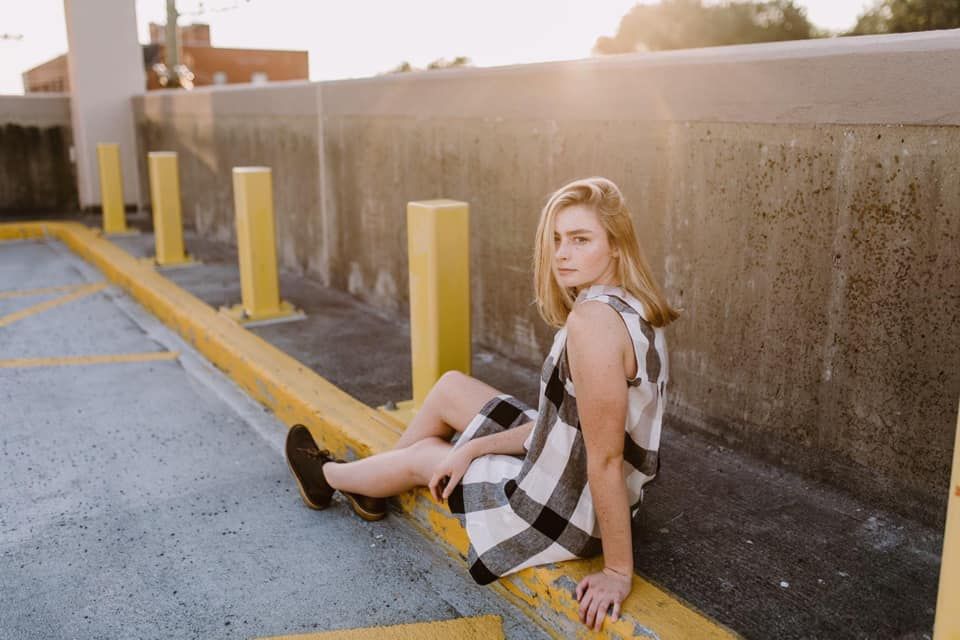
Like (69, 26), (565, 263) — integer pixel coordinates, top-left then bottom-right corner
(428, 445), (475, 502)
(576, 567), (632, 631)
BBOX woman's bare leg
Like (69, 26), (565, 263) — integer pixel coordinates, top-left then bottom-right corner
(391, 370), (504, 450)
(323, 436), (452, 497)
(323, 371), (505, 498)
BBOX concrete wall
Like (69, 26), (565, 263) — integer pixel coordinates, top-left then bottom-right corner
(0, 94), (77, 213)
(133, 31), (960, 527)
(133, 82), (321, 265)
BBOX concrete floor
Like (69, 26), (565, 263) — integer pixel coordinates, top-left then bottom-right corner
(0, 238), (547, 640)
(102, 227), (944, 640)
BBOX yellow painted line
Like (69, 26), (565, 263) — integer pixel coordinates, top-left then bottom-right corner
(0, 281), (107, 329)
(0, 351), (179, 369)
(934, 399), (960, 639)
(0, 224), (48, 242)
(258, 615), (503, 640)
(0, 221), (740, 640)
(0, 282), (103, 300)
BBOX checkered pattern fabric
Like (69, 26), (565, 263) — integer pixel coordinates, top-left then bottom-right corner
(448, 284), (669, 585)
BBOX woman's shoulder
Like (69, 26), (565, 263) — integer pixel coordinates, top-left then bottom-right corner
(566, 296), (632, 352)
(574, 285), (649, 323)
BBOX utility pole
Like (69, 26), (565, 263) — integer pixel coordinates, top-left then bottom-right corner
(165, 0), (181, 87)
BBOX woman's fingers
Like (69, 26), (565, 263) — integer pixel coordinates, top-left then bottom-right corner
(428, 473), (442, 501)
(429, 472), (451, 502)
(593, 599), (610, 632)
(578, 589), (593, 622)
(575, 577), (587, 601)
(586, 596), (603, 629)
(441, 470), (463, 499)
(576, 575), (626, 629)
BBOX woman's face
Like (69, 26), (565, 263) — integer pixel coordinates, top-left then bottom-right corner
(552, 204), (619, 290)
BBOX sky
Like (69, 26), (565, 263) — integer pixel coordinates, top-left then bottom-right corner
(0, 0), (875, 95)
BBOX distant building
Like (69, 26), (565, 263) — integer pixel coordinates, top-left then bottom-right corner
(22, 22), (308, 93)
(22, 55), (70, 93)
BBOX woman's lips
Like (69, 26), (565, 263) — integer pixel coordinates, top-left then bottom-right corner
(558, 268), (576, 273)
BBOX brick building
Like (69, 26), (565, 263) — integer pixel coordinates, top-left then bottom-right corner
(22, 23), (308, 93)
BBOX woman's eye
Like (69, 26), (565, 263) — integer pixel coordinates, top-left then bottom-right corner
(574, 237), (587, 244)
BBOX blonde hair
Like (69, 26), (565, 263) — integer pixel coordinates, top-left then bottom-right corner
(532, 176), (680, 328)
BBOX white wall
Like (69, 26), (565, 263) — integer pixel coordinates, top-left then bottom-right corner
(64, 0), (145, 208)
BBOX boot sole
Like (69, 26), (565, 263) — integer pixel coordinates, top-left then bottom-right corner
(343, 492), (387, 521)
(285, 454), (330, 511)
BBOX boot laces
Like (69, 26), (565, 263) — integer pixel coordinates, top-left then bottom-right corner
(295, 446), (331, 461)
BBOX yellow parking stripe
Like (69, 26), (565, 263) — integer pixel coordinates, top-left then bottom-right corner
(258, 615), (503, 640)
(0, 282), (102, 300)
(0, 351), (179, 369)
(0, 281), (107, 328)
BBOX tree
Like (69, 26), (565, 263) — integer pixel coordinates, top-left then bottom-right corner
(593, 0), (817, 54)
(426, 56), (471, 70)
(384, 56), (472, 74)
(848, 0), (960, 35)
(387, 61), (415, 74)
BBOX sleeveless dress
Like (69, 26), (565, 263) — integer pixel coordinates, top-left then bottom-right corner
(447, 284), (670, 585)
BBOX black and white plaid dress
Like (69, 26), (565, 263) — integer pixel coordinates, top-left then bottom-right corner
(448, 284), (669, 585)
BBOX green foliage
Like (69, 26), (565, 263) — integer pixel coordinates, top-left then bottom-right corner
(427, 56), (471, 70)
(848, 0), (960, 35)
(385, 56), (472, 74)
(388, 61), (415, 73)
(594, 0), (816, 54)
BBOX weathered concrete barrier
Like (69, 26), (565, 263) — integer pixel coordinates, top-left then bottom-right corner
(0, 94), (77, 213)
(131, 31), (960, 528)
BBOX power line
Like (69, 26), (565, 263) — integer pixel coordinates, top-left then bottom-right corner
(178, 0), (254, 18)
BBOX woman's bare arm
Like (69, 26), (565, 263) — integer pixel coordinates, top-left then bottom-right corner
(462, 421), (534, 457)
(566, 301), (634, 629)
(428, 421), (534, 501)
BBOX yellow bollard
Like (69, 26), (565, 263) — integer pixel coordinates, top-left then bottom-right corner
(934, 399), (960, 640)
(147, 151), (192, 266)
(96, 143), (127, 234)
(397, 199), (471, 414)
(219, 167), (303, 326)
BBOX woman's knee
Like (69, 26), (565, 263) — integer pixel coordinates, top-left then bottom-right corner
(427, 371), (501, 434)
(433, 370), (470, 397)
(421, 371), (469, 419)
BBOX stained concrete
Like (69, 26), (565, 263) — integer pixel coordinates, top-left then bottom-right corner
(99, 227), (942, 639)
(0, 239), (547, 640)
(0, 95), (77, 214)
(129, 33), (960, 526)
(0, 124), (76, 213)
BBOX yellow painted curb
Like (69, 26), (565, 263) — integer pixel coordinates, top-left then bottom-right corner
(257, 614), (503, 639)
(0, 221), (740, 640)
(0, 224), (48, 242)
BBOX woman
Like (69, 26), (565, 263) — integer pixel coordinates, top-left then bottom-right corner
(285, 176), (679, 631)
